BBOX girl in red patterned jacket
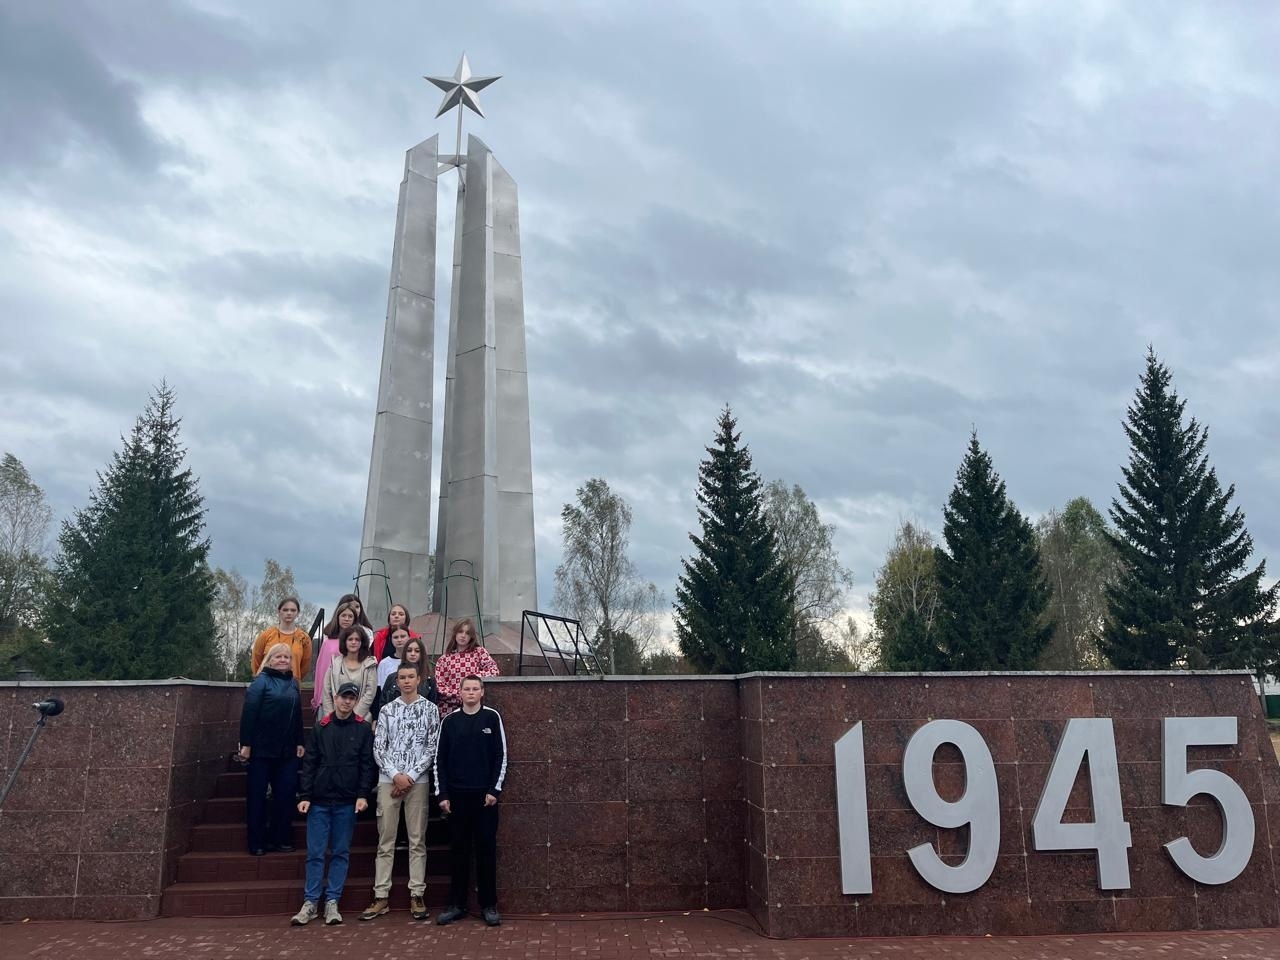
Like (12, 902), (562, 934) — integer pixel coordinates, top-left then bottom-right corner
(434, 619), (499, 717)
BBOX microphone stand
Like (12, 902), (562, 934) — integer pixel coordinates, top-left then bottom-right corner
(0, 711), (53, 809)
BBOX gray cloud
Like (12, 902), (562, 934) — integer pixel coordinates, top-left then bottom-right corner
(3, 0), (1278, 620)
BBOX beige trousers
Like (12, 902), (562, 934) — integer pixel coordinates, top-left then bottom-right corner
(374, 780), (428, 897)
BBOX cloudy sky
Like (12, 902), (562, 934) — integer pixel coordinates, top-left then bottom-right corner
(3, 1), (1277, 629)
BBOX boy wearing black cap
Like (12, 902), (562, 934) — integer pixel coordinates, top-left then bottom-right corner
(291, 681), (376, 926)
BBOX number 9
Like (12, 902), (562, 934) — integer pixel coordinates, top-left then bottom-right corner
(902, 719), (1000, 893)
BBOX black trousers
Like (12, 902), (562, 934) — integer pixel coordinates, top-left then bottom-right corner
(245, 754), (297, 852)
(447, 788), (499, 909)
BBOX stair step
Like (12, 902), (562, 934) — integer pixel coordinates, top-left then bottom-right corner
(201, 795), (444, 824)
(175, 844), (451, 883)
(160, 876), (450, 918)
(187, 818), (450, 851)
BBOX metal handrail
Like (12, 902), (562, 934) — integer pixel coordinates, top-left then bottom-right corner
(353, 557), (394, 620)
(307, 608), (326, 645)
(433, 559), (487, 657)
(517, 610), (603, 676)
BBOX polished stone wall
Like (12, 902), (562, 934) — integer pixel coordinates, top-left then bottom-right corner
(0, 682), (240, 921)
(2, 672), (1276, 936)
(735, 673), (1280, 937)
(482, 678), (744, 914)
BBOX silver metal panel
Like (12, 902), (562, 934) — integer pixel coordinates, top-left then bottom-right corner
(442, 473), (501, 625)
(496, 369), (534, 494)
(834, 722), (873, 894)
(447, 346), (497, 482)
(1161, 717), (1255, 885)
(493, 253), (527, 375)
(497, 490), (537, 622)
(362, 413), (433, 553)
(432, 179), (466, 612)
(361, 136), (437, 628)
(380, 289), (434, 420)
(488, 150), (521, 259)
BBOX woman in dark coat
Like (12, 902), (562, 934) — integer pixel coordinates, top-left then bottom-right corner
(239, 642), (305, 855)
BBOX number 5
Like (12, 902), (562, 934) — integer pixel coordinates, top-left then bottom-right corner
(1162, 717), (1255, 885)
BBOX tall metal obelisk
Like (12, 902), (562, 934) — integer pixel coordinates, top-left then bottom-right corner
(360, 55), (536, 636)
(433, 132), (537, 630)
(358, 135), (439, 627)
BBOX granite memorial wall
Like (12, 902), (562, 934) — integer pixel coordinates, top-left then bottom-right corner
(2, 672), (1276, 936)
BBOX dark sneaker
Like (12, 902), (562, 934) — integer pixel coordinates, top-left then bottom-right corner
(410, 895), (428, 921)
(436, 905), (467, 925)
(360, 897), (390, 920)
(482, 906), (501, 927)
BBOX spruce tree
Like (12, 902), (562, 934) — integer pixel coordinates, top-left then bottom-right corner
(1103, 350), (1280, 675)
(675, 408), (796, 673)
(934, 433), (1052, 669)
(40, 383), (217, 679)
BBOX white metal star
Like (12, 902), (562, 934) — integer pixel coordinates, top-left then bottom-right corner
(424, 53), (500, 119)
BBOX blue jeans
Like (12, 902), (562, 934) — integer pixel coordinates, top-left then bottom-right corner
(303, 802), (358, 904)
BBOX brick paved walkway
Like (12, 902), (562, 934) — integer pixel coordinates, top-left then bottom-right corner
(4, 913), (1279, 959)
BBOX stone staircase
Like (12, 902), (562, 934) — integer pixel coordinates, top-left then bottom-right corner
(161, 739), (450, 916)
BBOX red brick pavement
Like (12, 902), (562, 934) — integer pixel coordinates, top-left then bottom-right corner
(4, 912), (1279, 960)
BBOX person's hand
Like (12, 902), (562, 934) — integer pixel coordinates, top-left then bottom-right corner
(439, 798), (451, 815)
(390, 785), (406, 799)
(355, 798), (368, 813)
(393, 773), (413, 791)
(297, 801), (310, 814)
(296, 745), (306, 758)
(483, 793), (497, 807)
(238, 745), (251, 760)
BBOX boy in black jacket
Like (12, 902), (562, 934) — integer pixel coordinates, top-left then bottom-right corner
(434, 675), (507, 927)
(290, 682), (377, 926)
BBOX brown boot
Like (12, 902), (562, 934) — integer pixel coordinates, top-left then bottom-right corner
(410, 895), (428, 920)
(359, 897), (390, 921)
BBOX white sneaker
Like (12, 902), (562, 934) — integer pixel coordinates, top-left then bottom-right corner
(324, 900), (343, 925)
(291, 901), (318, 926)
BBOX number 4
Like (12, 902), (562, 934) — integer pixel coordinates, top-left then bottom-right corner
(1031, 718), (1132, 889)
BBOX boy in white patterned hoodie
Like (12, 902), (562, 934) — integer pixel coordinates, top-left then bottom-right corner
(361, 661), (441, 922)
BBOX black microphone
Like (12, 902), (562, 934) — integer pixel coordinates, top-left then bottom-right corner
(32, 698), (64, 717)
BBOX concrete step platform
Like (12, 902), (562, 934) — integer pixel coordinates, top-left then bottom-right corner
(160, 875), (451, 917)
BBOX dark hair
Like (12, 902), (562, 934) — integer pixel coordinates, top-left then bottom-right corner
(277, 596), (301, 612)
(460, 674), (483, 686)
(401, 637), (428, 665)
(332, 593), (373, 632)
(338, 624), (370, 661)
(397, 661), (420, 677)
(445, 618), (479, 654)
(324, 602), (358, 638)
(386, 603), (410, 630)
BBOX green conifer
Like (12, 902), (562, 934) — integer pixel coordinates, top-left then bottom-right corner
(675, 408), (796, 673)
(1103, 351), (1280, 675)
(934, 433), (1052, 669)
(41, 383), (217, 679)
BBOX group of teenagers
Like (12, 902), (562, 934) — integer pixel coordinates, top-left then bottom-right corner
(239, 595), (506, 928)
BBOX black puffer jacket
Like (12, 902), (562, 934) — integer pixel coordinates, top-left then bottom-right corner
(298, 711), (377, 804)
(239, 667), (304, 758)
